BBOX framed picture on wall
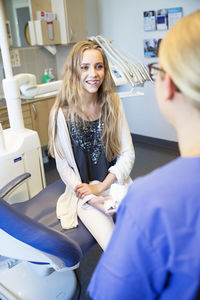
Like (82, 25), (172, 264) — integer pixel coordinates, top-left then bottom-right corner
(143, 39), (158, 57)
(143, 10), (156, 31)
(168, 7), (183, 28)
(156, 9), (168, 30)
(143, 38), (162, 58)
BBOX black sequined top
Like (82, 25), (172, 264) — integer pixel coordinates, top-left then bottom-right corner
(68, 118), (115, 183)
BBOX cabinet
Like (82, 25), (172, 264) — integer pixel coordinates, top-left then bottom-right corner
(52, 0), (87, 44)
(29, 0), (87, 46)
(30, 98), (55, 147)
(0, 97), (55, 147)
(0, 103), (32, 130)
(31, 0), (52, 20)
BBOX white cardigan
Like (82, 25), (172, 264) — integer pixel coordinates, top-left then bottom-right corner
(53, 100), (135, 229)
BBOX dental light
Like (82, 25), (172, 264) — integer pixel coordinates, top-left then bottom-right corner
(89, 35), (152, 97)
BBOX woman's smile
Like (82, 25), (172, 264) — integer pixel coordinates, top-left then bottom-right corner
(80, 49), (105, 95)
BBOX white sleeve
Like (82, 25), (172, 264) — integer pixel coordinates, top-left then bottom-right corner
(54, 145), (80, 193)
(108, 101), (135, 184)
(54, 149), (95, 203)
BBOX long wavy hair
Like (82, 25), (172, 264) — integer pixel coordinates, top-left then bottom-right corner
(48, 40), (121, 161)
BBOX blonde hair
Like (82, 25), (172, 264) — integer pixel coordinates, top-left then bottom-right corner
(49, 40), (121, 161)
(159, 10), (200, 104)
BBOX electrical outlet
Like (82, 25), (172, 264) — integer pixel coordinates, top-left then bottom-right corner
(10, 49), (21, 67)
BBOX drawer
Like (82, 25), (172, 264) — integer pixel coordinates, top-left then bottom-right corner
(24, 116), (32, 125)
(22, 103), (31, 112)
(0, 110), (8, 119)
(1, 119), (10, 129)
(22, 110), (31, 119)
(25, 123), (33, 130)
(0, 105), (32, 130)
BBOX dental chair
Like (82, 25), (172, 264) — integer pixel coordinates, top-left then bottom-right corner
(0, 173), (96, 300)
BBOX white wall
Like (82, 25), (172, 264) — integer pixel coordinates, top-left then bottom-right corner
(97, 0), (200, 141)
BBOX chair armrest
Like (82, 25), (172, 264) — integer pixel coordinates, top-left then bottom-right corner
(0, 173), (31, 199)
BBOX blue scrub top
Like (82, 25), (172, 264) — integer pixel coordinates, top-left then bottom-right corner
(88, 157), (200, 300)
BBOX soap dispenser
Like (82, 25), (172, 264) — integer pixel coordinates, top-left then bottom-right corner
(49, 68), (55, 82)
(42, 69), (50, 83)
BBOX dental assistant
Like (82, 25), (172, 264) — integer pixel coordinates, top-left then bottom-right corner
(88, 10), (200, 298)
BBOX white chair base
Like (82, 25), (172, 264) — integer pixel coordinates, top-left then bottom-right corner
(0, 259), (77, 300)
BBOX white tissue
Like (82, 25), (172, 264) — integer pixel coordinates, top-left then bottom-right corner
(104, 183), (128, 213)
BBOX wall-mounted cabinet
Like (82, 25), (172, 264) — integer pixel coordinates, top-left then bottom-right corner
(3, 0), (87, 47)
(30, 19), (61, 45)
(28, 0), (87, 46)
(51, 0), (87, 44)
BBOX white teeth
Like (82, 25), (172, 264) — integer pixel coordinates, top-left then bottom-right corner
(86, 80), (99, 85)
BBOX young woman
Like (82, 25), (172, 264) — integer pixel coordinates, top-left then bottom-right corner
(88, 10), (200, 299)
(49, 40), (135, 250)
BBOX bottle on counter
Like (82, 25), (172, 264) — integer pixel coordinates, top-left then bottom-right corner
(48, 68), (55, 82)
(42, 69), (50, 83)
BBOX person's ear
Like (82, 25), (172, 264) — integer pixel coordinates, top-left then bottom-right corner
(164, 74), (176, 100)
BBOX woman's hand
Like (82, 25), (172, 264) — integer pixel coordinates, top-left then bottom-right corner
(75, 174), (117, 199)
(88, 196), (112, 213)
(75, 182), (103, 199)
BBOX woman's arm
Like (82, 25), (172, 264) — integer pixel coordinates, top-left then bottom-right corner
(108, 100), (135, 184)
(87, 195), (112, 213)
(75, 173), (117, 198)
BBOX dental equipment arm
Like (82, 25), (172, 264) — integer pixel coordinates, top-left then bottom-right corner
(90, 35), (152, 97)
(90, 35), (152, 86)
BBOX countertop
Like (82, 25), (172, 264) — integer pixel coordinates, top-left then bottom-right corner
(0, 92), (57, 108)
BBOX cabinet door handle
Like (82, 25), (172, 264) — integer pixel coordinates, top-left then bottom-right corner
(69, 27), (73, 41)
(32, 104), (37, 120)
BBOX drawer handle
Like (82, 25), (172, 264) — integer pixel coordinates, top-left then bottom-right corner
(32, 104), (37, 120)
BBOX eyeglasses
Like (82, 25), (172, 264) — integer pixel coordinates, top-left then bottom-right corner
(148, 62), (181, 92)
(148, 63), (166, 82)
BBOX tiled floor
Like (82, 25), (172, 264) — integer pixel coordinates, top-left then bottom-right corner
(44, 140), (179, 300)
